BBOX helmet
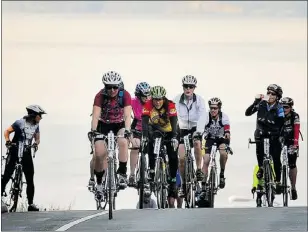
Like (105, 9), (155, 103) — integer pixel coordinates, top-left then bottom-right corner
(182, 75), (197, 85)
(280, 97), (294, 107)
(150, 86), (166, 99)
(102, 71), (122, 85)
(208, 97), (222, 107)
(267, 84), (283, 99)
(26, 105), (47, 115)
(135, 82), (151, 96)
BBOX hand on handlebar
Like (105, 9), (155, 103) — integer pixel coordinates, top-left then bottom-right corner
(171, 137), (179, 151)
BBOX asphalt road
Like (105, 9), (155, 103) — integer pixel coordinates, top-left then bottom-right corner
(1, 207), (306, 231)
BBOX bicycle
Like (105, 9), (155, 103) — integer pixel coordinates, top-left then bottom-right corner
(134, 135), (149, 209)
(89, 130), (128, 219)
(280, 138), (290, 207)
(152, 130), (174, 209)
(2, 142), (37, 212)
(201, 134), (233, 208)
(248, 132), (276, 207)
(182, 134), (197, 208)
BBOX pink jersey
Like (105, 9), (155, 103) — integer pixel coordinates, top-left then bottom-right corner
(131, 97), (143, 131)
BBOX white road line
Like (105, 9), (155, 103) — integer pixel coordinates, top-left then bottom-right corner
(55, 211), (108, 231)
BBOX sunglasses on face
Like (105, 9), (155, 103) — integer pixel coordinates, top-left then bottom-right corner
(105, 85), (119, 90)
(210, 107), (219, 110)
(153, 98), (163, 101)
(183, 84), (195, 89)
(283, 105), (290, 109)
(267, 91), (276, 96)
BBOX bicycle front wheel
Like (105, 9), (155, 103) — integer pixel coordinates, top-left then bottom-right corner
(138, 153), (146, 209)
(9, 167), (22, 212)
(264, 161), (274, 207)
(108, 159), (114, 219)
(282, 165), (288, 207)
(208, 168), (216, 208)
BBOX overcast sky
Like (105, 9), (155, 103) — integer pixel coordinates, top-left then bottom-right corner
(2, 1), (307, 124)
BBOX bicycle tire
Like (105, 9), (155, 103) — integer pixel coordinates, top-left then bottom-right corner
(108, 159), (113, 220)
(209, 168), (216, 208)
(9, 167), (22, 212)
(155, 159), (162, 209)
(138, 153), (146, 209)
(282, 165), (288, 207)
(161, 160), (167, 209)
(264, 161), (274, 207)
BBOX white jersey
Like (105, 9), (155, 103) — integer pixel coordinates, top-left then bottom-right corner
(173, 93), (208, 132)
(204, 112), (230, 139)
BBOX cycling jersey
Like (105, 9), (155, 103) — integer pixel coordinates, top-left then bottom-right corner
(93, 89), (131, 124)
(11, 118), (39, 145)
(142, 100), (177, 133)
(131, 97), (143, 131)
(283, 110), (300, 146)
(173, 93), (207, 132)
(204, 111), (230, 139)
(245, 100), (284, 136)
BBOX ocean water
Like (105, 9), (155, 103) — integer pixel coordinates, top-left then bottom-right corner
(1, 121), (307, 210)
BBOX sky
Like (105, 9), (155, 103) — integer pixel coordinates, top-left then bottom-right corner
(1, 1), (307, 210)
(2, 1), (307, 125)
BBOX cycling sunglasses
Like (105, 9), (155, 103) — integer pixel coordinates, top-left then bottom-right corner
(267, 91), (277, 96)
(183, 84), (196, 89)
(283, 105), (291, 109)
(105, 85), (119, 90)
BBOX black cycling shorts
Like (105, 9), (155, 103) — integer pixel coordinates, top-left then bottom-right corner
(205, 138), (228, 154)
(95, 121), (125, 142)
(178, 127), (196, 148)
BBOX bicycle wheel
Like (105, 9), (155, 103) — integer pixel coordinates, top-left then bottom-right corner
(185, 159), (195, 208)
(208, 168), (216, 208)
(282, 165), (288, 207)
(138, 153), (146, 209)
(161, 160), (167, 209)
(108, 159), (113, 219)
(155, 159), (162, 209)
(264, 161), (274, 207)
(9, 167), (22, 212)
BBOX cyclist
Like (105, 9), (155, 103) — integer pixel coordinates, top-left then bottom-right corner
(173, 75), (206, 188)
(2, 105), (47, 211)
(88, 71), (132, 195)
(202, 97), (231, 189)
(245, 84), (284, 194)
(280, 97), (300, 200)
(141, 86), (179, 196)
(128, 82), (151, 187)
(167, 170), (183, 208)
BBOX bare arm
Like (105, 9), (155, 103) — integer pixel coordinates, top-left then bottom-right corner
(124, 105), (132, 130)
(91, 106), (101, 131)
(4, 126), (14, 142)
(34, 132), (40, 145)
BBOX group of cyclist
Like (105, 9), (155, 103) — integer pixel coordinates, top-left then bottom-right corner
(1, 70), (302, 211)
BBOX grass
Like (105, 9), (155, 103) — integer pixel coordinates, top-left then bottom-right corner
(3, 197), (74, 212)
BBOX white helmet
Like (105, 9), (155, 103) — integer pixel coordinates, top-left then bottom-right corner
(208, 97), (222, 107)
(26, 105), (47, 115)
(182, 75), (197, 85)
(102, 71), (122, 85)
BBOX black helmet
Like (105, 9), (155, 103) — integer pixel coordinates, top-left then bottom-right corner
(280, 97), (294, 107)
(267, 84), (283, 100)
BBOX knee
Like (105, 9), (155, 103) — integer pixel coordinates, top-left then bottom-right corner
(193, 141), (201, 150)
(94, 142), (106, 158)
(118, 137), (127, 147)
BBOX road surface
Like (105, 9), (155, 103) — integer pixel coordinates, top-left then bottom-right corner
(1, 207), (306, 231)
